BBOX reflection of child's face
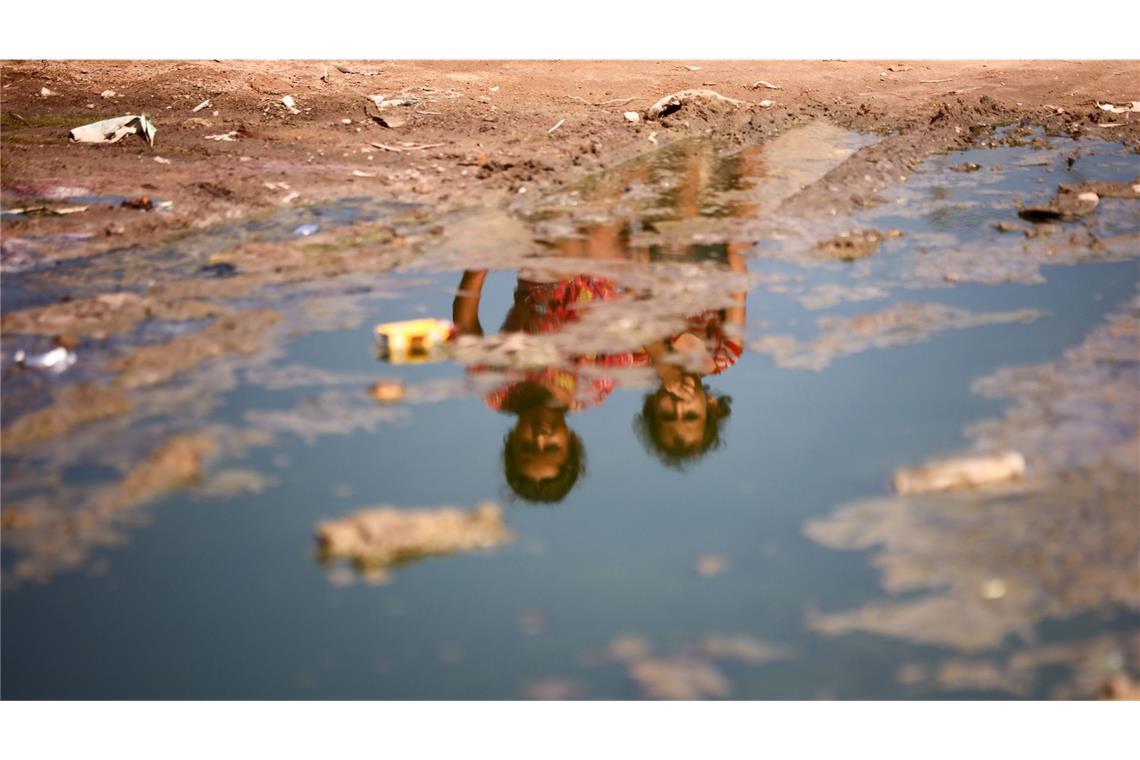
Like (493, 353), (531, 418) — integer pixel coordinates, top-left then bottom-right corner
(651, 375), (710, 451)
(510, 406), (571, 481)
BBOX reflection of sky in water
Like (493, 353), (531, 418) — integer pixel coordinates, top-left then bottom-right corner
(2, 131), (1138, 699)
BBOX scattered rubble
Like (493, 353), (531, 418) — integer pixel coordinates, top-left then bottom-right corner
(647, 89), (746, 120)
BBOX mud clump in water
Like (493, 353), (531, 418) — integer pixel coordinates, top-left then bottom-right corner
(316, 502), (514, 583)
(1, 292), (230, 338)
(898, 631), (1140, 699)
(2, 432), (218, 585)
(1019, 188), (1100, 222)
(814, 227), (901, 261)
(805, 297), (1140, 654)
(108, 309), (281, 389)
(628, 656), (731, 700)
(115, 434), (218, 504)
(2, 383), (132, 448)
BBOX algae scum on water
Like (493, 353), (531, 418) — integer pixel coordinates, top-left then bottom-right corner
(2, 123), (1138, 699)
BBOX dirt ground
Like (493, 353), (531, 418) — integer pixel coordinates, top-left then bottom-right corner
(2, 60), (1137, 265)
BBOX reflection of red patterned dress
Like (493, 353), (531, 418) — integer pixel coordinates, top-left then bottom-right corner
(502, 275), (615, 334)
(674, 310), (744, 376)
(477, 275), (649, 411)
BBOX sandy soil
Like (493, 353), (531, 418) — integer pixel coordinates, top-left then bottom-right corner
(2, 60), (1137, 265)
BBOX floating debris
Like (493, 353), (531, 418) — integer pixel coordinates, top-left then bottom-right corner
(368, 379), (406, 404)
(628, 656), (730, 700)
(12, 346), (77, 373)
(1019, 189), (1100, 222)
(375, 318), (453, 364)
(815, 228), (901, 261)
(315, 502), (514, 582)
(805, 299), (1140, 652)
(892, 451), (1027, 495)
(695, 554), (728, 577)
(698, 635), (793, 665)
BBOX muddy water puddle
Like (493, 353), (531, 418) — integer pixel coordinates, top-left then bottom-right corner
(2, 124), (1138, 699)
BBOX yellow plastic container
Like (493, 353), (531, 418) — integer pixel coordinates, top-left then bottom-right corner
(374, 318), (453, 364)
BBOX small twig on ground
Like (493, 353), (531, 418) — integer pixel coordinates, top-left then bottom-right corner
(370, 142), (447, 152)
(919, 79), (953, 84)
(547, 118), (566, 135)
(565, 95), (636, 107)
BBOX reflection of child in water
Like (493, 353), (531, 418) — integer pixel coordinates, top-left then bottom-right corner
(634, 244), (747, 469)
(453, 269), (647, 503)
(635, 309), (740, 468)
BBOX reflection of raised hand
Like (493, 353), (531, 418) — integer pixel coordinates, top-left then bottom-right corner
(452, 270), (488, 337)
(725, 244), (748, 331)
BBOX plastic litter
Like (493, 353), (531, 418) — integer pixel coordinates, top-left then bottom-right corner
(199, 262), (238, 278)
(293, 223), (320, 236)
(68, 114), (156, 147)
(14, 346), (77, 373)
(5, 205), (88, 217)
(374, 318), (454, 364)
(892, 451), (1026, 495)
(1096, 101), (1140, 114)
(281, 95), (300, 115)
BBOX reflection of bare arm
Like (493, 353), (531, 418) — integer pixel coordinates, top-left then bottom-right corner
(452, 270), (488, 336)
(645, 339), (685, 387)
(725, 244), (748, 331)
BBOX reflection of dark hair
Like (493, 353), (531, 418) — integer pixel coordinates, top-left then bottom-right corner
(498, 381), (556, 415)
(503, 430), (586, 504)
(633, 383), (732, 470)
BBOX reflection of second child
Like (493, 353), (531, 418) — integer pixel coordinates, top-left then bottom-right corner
(634, 247), (746, 469)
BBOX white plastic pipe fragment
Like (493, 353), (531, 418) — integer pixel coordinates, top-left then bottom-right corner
(13, 347), (77, 373)
(891, 451), (1026, 495)
(68, 114), (156, 146)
